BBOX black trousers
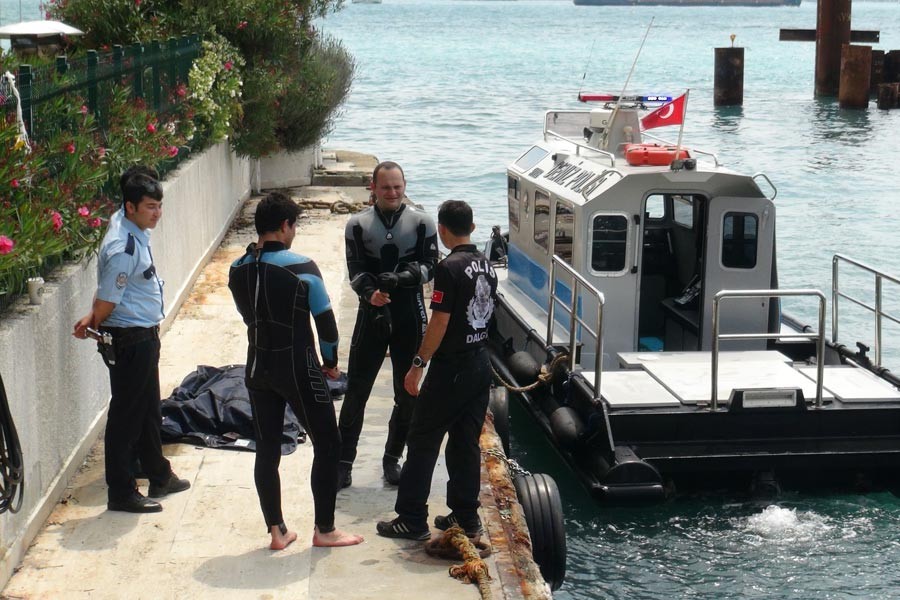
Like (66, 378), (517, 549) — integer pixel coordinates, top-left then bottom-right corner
(394, 347), (491, 529)
(249, 347), (341, 531)
(103, 334), (171, 502)
(339, 295), (425, 466)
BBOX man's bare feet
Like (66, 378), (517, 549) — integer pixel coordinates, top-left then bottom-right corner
(313, 526), (365, 547)
(269, 524), (298, 550)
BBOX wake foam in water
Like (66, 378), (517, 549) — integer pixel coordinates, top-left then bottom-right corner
(743, 505), (832, 543)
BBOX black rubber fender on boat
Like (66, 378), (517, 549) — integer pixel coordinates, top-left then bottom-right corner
(514, 473), (566, 591)
(508, 350), (541, 385)
(550, 406), (584, 451)
(488, 385), (510, 455)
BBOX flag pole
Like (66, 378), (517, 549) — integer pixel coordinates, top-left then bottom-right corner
(674, 88), (690, 158)
(605, 17), (654, 149)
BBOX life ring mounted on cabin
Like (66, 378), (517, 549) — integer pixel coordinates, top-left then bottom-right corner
(624, 143), (690, 167)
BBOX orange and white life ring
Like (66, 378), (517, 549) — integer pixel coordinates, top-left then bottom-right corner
(624, 143), (690, 167)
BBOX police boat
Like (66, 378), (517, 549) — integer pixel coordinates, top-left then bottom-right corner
(485, 95), (900, 502)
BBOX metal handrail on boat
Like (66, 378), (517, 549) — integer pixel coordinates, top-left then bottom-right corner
(711, 289), (827, 410)
(547, 255), (605, 402)
(640, 131), (721, 167)
(832, 254), (900, 367)
(544, 129), (616, 165)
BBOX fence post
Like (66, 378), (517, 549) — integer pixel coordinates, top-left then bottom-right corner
(86, 50), (99, 115)
(112, 45), (124, 83)
(150, 40), (162, 110)
(55, 55), (68, 75)
(17, 64), (33, 137)
(179, 36), (191, 84)
(167, 37), (178, 93)
(131, 42), (144, 100)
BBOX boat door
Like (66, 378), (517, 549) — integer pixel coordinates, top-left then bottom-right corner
(699, 196), (775, 350)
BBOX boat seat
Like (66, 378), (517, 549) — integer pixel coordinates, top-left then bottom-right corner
(582, 370), (682, 409)
(798, 366), (900, 403)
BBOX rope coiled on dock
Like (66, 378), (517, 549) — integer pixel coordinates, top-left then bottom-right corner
(443, 525), (492, 599)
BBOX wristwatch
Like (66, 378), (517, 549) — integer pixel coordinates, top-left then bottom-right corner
(412, 355), (428, 368)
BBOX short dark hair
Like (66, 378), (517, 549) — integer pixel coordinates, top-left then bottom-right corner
(123, 173), (163, 207)
(255, 192), (301, 234)
(438, 200), (473, 237)
(372, 161), (405, 186)
(120, 165), (160, 204)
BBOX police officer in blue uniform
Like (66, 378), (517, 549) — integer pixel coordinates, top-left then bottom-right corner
(377, 200), (498, 541)
(73, 171), (190, 513)
(339, 161), (439, 487)
(228, 192), (364, 550)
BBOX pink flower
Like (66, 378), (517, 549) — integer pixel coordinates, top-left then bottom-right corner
(224, 60), (233, 71)
(80, 105), (88, 114)
(78, 206), (90, 217)
(134, 0), (141, 5)
(65, 142), (75, 154)
(89, 218), (102, 228)
(175, 84), (187, 98)
(238, 20), (248, 30)
(11, 179), (19, 188)
(51, 211), (63, 231)
(167, 145), (179, 158)
(146, 123), (156, 133)
(97, 147), (106, 158)
(0, 235), (14, 255)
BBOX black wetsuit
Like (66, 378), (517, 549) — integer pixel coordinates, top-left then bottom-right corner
(395, 245), (498, 530)
(340, 203), (438, 468)
(228, 241), (341, 532)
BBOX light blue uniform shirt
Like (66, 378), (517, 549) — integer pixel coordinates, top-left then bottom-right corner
(96, 209), (165, 327)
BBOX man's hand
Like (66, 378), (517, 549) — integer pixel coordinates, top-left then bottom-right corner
(404, 366), (424, 396)
(377, 272), (399, 292)
(369, 290), (391, 307)
(322, 365), (341, 380)
(73, 314), (92, 339)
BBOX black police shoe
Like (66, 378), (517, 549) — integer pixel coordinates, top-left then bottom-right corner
(434, 512), (484, 538)
(382, 457), (402, 485)
(376, 517), (430, 541)
(338, 463), (352, 489)
(148, 472), (191, 498)
(108, 491), (162, 513)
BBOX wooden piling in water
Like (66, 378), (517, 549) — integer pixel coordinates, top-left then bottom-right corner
(816, 0), (852, 97)
(839, 44), (872, 108)
(885, 50), (900, 84)
(876, 83), (899, 110)
(714, 47), (744, 107)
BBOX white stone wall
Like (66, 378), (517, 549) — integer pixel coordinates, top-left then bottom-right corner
(0, 141), (250, 586)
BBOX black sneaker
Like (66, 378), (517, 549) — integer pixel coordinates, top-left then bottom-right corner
(434, 513), (484, 538)
(108, 491), (162, 513)
(382, 457), (402, 486)
(338, 463), (352, 489)
(148, 472), (191, 498)
(376, 517), (431, 541)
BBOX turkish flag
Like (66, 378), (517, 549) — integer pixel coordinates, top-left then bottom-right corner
(640, 94), (686, 130)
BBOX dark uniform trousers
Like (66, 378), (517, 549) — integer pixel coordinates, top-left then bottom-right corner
(394, 346), (491, 529)
(101, 326), (172, 502)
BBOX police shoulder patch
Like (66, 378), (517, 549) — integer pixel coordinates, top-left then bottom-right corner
(115, 272), (128, 289)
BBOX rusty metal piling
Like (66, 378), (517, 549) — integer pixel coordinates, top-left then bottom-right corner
(816, 0), (852, 97)
(839, 44), (872, 108)
(714, 47), (744, 106)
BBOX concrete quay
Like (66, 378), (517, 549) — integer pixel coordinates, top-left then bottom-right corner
(1, 152), (550, 600)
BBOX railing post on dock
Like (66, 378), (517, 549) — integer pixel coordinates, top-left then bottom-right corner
(875, 275), (883, 366)
(17, 64), (32, 137)
(839, 44), (872, 108)
(86, 50), (98, 116)
(832, 257), (840, 343)
(714, 47), (744, 106)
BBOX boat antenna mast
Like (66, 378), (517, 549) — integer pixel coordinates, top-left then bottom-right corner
(604, 17), (654, 150)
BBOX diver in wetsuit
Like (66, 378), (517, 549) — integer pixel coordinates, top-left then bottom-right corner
(339, 161), (439, 487)
(228, 192), (363, 550)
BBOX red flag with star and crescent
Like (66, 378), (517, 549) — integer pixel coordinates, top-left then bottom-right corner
(640, 93), (686, 130)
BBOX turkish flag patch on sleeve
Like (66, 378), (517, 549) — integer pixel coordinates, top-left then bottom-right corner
(432, 290), (444, 304)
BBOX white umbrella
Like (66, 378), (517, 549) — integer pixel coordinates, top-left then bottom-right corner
(0, 20), (84, 39)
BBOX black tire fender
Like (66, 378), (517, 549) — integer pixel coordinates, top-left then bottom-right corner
(513, 473), (566, 591)
(488, 385), (510, 455)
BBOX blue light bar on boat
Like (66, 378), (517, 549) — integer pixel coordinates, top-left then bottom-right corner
(578, 92), (674, 103)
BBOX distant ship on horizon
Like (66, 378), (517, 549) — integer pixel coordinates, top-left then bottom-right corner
(574, 0), (800, 6)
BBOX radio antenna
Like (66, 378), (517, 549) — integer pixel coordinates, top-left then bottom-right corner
(605, 17), (654, 148)
(578, 38), (598, 96)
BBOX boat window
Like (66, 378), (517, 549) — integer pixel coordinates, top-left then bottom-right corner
(645, 194), (666, 221)
(554, 199), (574, 264)
(722, 212), (758, 269)
(507, 176), (520, 231)
(673, 195), (694, 229)
(591, 214), (628, 273)
(533, 189), (550, 253)
(514, 146), (549, 172)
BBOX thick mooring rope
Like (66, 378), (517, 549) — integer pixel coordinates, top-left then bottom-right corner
(491, 352), (569, 393)
(444, 525), (492, 599)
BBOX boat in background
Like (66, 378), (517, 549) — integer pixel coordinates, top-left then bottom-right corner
(485, 94), (900, 503)
(575, 0), (800, 6)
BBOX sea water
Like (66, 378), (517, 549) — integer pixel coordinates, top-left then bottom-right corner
(319, 2), (900, 598)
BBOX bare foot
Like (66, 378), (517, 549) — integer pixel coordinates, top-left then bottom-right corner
(313, 526), (365, 547)
(269, 524), (298, 550)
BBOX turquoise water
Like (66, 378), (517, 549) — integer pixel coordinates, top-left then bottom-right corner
(318, 1), (900, 598)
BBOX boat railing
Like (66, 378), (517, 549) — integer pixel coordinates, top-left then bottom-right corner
(640, 131), (721, 167)
(547, 255), (605, 403)
(544, 129), (616, 165)
(832, 254), (900, 368)
(711, 289), (826, 410)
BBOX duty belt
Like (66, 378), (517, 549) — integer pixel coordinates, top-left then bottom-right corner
(100, 325), (160, 348)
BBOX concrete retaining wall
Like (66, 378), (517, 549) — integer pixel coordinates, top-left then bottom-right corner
(0, 141), (250, 587)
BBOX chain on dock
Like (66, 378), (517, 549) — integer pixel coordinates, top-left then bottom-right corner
(491, 352), (569, 393)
